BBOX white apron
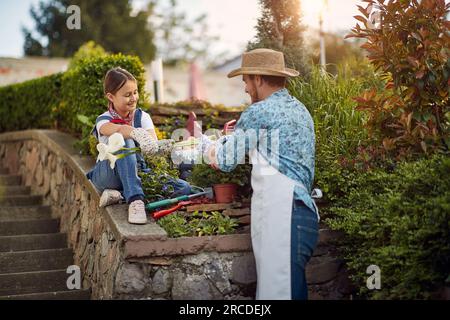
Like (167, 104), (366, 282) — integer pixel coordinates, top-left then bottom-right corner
(249, 149), (319, 300)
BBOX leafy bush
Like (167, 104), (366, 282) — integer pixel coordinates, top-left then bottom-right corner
(347, 0), (450, 157)
(68, 41), (107, 70)
(326, 154), (450, 299)
(0, 73), (62, 132)
(157, 210), (239, 238)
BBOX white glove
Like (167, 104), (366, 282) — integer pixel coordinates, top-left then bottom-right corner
(156, 139), (175, 156)
(130, 128), (158, 156)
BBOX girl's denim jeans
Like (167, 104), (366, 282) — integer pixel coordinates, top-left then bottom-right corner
(291, 199), (319, 300)
(86, 138), (192, 203)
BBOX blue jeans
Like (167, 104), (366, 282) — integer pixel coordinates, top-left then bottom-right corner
(291, 199), (319, 300)
(86, 138), (192, 203)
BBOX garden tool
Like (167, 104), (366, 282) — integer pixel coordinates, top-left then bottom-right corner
(146, 187), (214, 212)
(152, 197), (212, 220)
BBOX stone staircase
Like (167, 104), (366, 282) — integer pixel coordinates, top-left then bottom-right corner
(0, 167), (90, 300)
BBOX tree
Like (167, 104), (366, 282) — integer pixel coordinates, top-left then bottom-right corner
(23, 0), (156, 63)
(148, 0), (225, 67)
(248, 0), (310, 76)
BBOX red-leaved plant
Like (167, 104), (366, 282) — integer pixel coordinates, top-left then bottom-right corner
(347, 0), (449, 159)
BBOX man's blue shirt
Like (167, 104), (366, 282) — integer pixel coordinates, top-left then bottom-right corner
(215, 88), (316, 214)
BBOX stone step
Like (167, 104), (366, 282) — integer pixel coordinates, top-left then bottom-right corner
(0, 205), (52, 221)
(0, 233), (67, 252)
(0, 186), (30, 196)
(0, 195), (43, 206)
(0, 248), (74, 273)
(0, 168), (9, 175)
(0, 269), (70, 296)
(0, 219), (59, 236)
(0, 175), (21, 186)
(0, 289), (91, 300)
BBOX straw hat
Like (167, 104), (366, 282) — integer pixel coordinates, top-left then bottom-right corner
(227, 48), (299, 78)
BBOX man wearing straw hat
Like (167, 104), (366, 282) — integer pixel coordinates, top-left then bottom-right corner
(189, 48), (319, 300)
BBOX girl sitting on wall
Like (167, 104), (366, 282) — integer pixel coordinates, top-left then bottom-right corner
(86, 67), (192, 225)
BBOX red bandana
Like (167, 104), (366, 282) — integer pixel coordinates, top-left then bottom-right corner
(108, 104), (135, 126)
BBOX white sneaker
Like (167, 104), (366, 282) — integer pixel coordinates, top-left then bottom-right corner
(128, 200), (147, 224)
(99, 189), (124, 208)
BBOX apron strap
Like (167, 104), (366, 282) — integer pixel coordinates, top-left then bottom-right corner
(295, 183), (322, 221)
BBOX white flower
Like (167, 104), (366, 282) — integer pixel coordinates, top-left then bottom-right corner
(96, 143), (109, 162)
(108, 133), (125, 153)
(96, 133), (126, 169)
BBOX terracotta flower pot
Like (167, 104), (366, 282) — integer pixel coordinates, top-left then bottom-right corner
(213, 183), (238, 203)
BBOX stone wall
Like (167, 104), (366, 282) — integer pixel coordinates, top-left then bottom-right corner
(115, 252), (256, 300)
(0, 130), (353, 300)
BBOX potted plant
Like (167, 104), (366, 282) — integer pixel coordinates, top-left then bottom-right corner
(188, 163), (251, 203)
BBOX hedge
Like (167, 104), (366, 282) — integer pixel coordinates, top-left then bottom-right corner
(0, 73), (63, 132)
(327, 154), (450, 299)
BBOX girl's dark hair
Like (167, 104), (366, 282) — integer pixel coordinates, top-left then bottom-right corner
(104, 67), (137, 95)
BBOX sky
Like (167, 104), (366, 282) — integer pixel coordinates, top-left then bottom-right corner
(0, 0), (365, 58)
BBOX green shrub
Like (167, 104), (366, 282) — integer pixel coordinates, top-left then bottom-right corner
(157, 210), (239, 238)
(0, 73), (63, 132)
(326, 154), (450, 299)
(68, 41), (107, 70)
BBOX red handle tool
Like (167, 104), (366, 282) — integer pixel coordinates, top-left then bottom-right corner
(152, 201), (193, 220)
